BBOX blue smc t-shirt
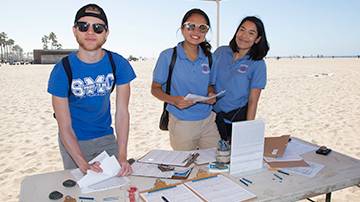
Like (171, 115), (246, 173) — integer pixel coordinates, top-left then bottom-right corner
(212, 46), (267, 113)
(152, 42), (215, 121)
(47, 50), (136, 140)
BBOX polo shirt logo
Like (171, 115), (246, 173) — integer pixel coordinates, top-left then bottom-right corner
(201, 63), (210, 74)
(237, 64), (248, 73)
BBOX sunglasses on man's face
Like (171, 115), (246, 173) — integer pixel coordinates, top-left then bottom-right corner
(182, 22), (209, 34)
(75, 21), (108, 34)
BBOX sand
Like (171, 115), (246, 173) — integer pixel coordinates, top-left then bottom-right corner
(0, 58), (359, 201)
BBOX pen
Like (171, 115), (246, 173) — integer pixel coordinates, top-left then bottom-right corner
(239, 178), (249, 186)
(161, 195), (170, 202)
(241, 177), (253, 184)
(273, 173), (283, 180)
(277, 170), (290, 175)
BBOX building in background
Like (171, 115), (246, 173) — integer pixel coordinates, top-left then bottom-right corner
(33, 49), (76, 64)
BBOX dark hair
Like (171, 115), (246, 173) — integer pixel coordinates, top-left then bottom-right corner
(181, 8), (212, 56)
(229, 16), (269, 60)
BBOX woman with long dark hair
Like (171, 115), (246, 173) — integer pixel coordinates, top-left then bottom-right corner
(213, 16), (270, 141)
(151, 8), (220, 150)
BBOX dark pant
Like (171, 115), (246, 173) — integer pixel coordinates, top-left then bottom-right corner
(215, 104), (248, 142)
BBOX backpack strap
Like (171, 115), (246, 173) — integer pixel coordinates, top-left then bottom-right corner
(163, 47), (177, 111)
(105, 49), (117, 93)
(61, 56), (73, 97)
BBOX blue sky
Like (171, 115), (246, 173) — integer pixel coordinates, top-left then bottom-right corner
(2, 0), (360, 58)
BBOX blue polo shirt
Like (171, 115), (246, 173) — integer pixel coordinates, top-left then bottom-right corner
(47, 50), (136, 140)
(153, 42), (215, 121)
(212, 46), (266, 113)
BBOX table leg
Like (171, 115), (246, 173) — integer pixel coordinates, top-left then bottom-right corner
(325, 192), (332, 202)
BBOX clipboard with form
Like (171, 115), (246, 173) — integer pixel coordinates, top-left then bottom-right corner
(137, 149), (199, 167)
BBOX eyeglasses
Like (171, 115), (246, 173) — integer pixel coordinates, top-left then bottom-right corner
(182, 22), (209, 34)
(74, 21), (108, 34)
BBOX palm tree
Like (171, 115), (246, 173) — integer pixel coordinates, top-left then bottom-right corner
(5, 38), (14, 62)
(41, 35), (49, 50)
(12, 45), (23, 61)
(0, 32), (7, 62)
(49, 32), (62, 50)
(48, 32), (57, 49)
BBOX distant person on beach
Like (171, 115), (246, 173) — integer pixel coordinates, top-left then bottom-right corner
(213, 16), (269, 141)
(47, 4), (136, 175)
(151, 8), (220, 150)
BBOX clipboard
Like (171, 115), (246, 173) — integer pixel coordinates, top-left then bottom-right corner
(137, 149), (199, 167)
(131, 161), (194, 179)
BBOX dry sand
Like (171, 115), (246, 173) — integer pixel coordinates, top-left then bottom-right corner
(0, 58), (359, 201)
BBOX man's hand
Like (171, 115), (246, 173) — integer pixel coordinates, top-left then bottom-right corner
(79, 161), (102, 174)
(117, 160), (132, 176)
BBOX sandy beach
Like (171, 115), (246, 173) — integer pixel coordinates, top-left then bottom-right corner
(0, 58), (359, 201)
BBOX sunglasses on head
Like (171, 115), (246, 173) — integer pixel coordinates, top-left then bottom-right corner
(182, 22), (209, 34)
(74, 21), (108, 34)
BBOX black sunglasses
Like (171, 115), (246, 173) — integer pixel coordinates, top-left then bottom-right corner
(75, 21), (108, 34)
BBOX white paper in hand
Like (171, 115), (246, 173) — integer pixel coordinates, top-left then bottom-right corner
(184, 90), (225, 102)
(77, 151), (121, 188)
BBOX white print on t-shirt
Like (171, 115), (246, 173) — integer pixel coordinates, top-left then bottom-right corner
(201, 63), (210, 74)
(71, 73), (114, 97)
(237, 64), (248, 73)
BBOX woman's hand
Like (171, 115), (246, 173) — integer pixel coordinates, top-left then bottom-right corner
(172, 96), (195, 109)
(204, 92), (216, 105)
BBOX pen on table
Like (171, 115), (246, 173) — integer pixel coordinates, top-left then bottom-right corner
(277, 170), (290, 175)
(161, 195), (170, 202)
(239, 178), (249, 186)
(241, 177), (253, 184)
(273, 173), (283, 180)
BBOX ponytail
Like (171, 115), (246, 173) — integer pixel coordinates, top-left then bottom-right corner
(200, 40), (212, 56)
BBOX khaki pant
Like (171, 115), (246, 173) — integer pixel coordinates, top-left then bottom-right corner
(168, 112), (220, 150)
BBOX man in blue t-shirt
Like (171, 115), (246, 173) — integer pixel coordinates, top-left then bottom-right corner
(47, 4), (136, 175)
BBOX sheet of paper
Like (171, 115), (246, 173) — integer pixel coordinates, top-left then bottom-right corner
(82, 176), (129, 194)
(192, 147), (216, 165)
(70, 151), (128, 193)
(138, 149), (193, 166)
(71, 169), (129, 194)
(131, 161), (174, 178)
(77, 154), (120, 188)
(282, 161), (324, 178)
(184, 175), (256, 202)
(285, 138), (318, 156)
(140, 184), (203, 202)
(184, 90), (225, 102)
(230, 119), (265, 175)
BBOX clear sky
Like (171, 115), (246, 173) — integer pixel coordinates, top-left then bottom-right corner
(2, 0), (360, 58)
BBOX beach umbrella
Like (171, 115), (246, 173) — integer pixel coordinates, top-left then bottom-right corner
(201, 0), (221, 48)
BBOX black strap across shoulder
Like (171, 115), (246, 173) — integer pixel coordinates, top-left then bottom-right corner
(162, 47), (177, 111)
(162, 47), (212, 111)
(61, 49), (117, 96)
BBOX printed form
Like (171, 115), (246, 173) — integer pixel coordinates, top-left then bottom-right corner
(184, 175), (256, 202)
(230, 119), (265, 176)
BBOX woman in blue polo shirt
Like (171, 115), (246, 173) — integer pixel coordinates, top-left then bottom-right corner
(212, 16), (269, 141)
(151, 8), (220, 150)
